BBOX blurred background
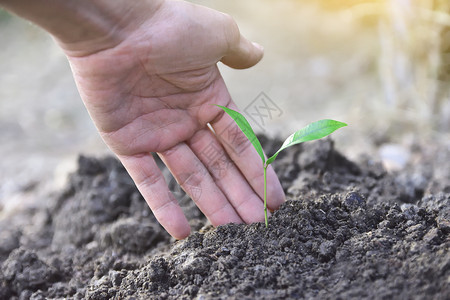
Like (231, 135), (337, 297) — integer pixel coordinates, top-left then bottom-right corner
(0, 0), (449, 215)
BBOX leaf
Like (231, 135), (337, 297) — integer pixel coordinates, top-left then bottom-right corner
(215, 105), (266, 164)
(266, 119), (347, 165)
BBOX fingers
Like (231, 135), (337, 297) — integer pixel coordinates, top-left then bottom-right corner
(210, 102), (286, 211)
(220, 15), (264, 69)
(221, 39), (264, 69)
(117, 153), (191, 240)
(158, 142), (244, 226)
(188, 128), (267, 223)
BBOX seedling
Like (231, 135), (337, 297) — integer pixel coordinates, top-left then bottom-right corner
(215, 105), (347, 227)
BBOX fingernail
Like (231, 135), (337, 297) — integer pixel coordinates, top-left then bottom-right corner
(252, 42), (264, 52)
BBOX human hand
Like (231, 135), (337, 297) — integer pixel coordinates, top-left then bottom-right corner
(62, 0), (286, 239)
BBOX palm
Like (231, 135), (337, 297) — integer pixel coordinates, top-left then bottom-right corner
(66, 0), (285, 239)
(102, 65), (225, 155)
(78, 62), (227, 156)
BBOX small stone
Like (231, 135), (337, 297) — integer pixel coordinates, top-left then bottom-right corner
(436, 217), (450, 234)
(344, 192), (366, 210)
(406, 224), (424, 234)
(423, 228), (440, 244)
(379, 144), (410, 172)
(318, 240), (336, 262)
(400, 204), (419, 220)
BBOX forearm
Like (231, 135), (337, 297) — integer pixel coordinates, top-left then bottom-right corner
(0, 0), (164, 56)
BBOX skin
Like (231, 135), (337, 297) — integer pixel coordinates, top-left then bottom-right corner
(1, 0), (285, 239)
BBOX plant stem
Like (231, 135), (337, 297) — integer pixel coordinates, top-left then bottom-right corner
(263, 164), (268, 228)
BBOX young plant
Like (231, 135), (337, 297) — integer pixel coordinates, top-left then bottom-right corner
(215, 105), (347, 227)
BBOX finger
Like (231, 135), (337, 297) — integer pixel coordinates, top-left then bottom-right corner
(117, 153), (190, 240)
(210, 102), (285, 211)
(188, 128), (267, 223)
(158, 142), (244, 226)
(220, 16), (264, 69)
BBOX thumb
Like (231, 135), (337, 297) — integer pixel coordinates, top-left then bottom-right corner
(221, 35), (264, 69)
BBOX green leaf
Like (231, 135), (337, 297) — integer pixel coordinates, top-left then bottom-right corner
(215, 105), (265, 164)
(266, 119), (347, 165)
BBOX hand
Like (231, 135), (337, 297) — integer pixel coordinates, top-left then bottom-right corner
(62, 1), (286, 239)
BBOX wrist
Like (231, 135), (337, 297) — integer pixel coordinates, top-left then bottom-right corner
(0, 0), (165, 56)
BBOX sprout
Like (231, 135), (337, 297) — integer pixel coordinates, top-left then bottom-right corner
(215, 105), (347, 227)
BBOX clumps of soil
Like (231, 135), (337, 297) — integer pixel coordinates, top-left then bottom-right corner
(0, 155), (187, 299)
(116, 194), (448, 299)
(0, 138), (449, 299)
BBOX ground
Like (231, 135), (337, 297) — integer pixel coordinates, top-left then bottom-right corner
(0, 0), (449, 299)
(0, 137), (448, 299)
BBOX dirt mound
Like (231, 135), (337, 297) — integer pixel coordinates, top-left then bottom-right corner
(0, 138), (448, 299)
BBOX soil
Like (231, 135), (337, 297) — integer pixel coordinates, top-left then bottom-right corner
(0, 137), (449, 300)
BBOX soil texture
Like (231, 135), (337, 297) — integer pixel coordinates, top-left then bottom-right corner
(0, 138), (449, 299)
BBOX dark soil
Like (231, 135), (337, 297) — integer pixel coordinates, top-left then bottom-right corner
(0, 138), (448, 299)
